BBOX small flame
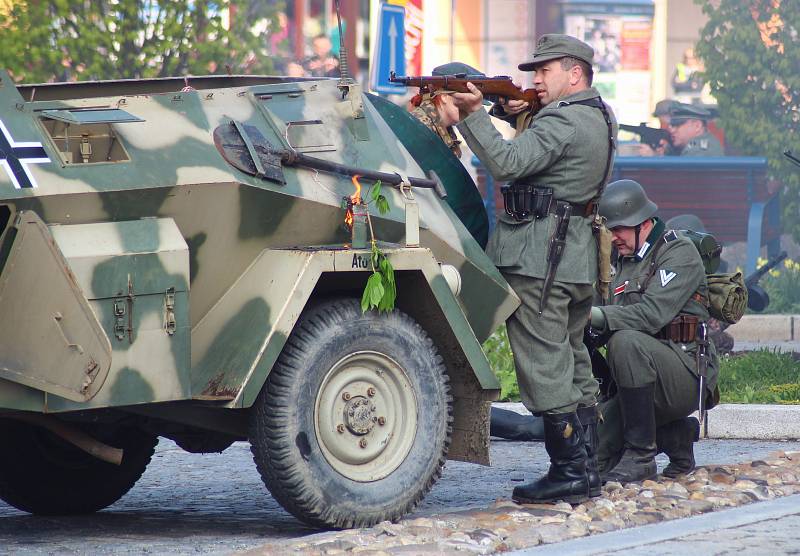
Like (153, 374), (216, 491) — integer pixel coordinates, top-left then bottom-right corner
(344, 175), (363, 230)
(350, 175), (362, 204)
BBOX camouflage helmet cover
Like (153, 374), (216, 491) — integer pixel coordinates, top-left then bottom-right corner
(599, 179), (658, 228)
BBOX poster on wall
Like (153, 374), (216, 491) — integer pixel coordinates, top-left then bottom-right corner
(404, 0), (424, 76)
(564, 12), (653, 125)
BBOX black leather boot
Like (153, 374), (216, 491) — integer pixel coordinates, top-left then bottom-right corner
(512, 411), (590, 505)
(657, 416), (700, 478)
(490, 407), (544, 441)
(605, 384), (658, 484)
(577, 405), (601, 497)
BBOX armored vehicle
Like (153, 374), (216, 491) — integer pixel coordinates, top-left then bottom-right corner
(0, 71), (518, 528)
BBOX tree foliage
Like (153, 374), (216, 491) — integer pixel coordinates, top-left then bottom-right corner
(694, 0), (800, 240)
(0, 0), (284, 83)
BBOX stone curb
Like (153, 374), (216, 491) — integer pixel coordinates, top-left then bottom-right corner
(494, 402), (800, 440)
(507, 493), (800, 555)
(727, 314), (800, 342)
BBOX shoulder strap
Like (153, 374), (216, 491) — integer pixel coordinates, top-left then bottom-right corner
(642, 232), (669, 289)
(556, 97), (615, 201)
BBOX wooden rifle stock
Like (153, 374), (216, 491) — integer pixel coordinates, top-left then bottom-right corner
(389, 71), (541, 110)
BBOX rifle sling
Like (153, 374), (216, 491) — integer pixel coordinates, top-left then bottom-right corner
(556, 97), (615, 204)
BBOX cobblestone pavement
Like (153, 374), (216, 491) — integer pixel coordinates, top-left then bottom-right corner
(2, 438), (800, 554)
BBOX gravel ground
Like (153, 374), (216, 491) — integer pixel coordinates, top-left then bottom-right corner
(2, 437), (800, 555)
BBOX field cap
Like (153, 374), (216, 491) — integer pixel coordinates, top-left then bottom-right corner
(669, 102), (713, 125)
(652, 99), (678, 117)
(519, 34), (594, 71)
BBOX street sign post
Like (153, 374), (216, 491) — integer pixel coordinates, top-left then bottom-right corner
(371, 3), (406, 95)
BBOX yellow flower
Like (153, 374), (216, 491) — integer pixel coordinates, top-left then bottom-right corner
(769, 269), (781, 278)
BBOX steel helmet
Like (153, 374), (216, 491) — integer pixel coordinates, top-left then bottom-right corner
(598, 179), (658, 228)
(666, 213), (706, 233)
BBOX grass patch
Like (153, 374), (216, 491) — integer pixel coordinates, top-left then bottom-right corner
(717, 349), (800, 404)
(483, 326), (800, 404)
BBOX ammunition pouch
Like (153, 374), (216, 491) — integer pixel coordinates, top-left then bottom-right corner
(655, 315), (700, 343)
(501, 183), (596, 221)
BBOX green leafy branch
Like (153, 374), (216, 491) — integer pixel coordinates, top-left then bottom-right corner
(360, 180), (396, 313)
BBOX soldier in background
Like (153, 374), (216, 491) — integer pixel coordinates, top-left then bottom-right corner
(641, 103), (723, 157)
(645, 99), (681, 156)
(406, 62), (482, 157)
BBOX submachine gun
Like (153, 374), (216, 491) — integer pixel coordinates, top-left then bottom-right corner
(619, 123), (672, 151)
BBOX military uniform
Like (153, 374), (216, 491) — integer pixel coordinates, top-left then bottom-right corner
(455, 34), (616, 505)
(680, 130), (724, 156)
(458, 80), (616, 415)
(592, 180), (719, 481)
(410, 101), (462, 157)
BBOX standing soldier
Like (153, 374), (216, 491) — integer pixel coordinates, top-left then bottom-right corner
(451, 34), (616, 504)
(590, 180), (719, 482)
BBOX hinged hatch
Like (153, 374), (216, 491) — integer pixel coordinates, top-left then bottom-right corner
(0, 211), (112, 402)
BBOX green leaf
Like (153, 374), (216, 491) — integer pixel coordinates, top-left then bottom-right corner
(369, 180), (383, 202)
(376, 196), (390, 215)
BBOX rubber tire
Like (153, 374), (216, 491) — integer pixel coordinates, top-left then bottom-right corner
(249, 298), (452, 529)
(0, 419), (157, 515)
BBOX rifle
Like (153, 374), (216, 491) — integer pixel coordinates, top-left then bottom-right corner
(619, 123), (671, 151)
(785, 150), (800, 168)
(389, 71), (541, 111)
(744, 251), (787, 312)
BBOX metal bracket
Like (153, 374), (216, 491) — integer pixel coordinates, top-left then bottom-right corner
(113, 298), (127, 341)
(400, 181), (420, 247)
(164, 287), (176, 336)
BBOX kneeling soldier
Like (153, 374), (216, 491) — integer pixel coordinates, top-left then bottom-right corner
(590, 180), (719, 482)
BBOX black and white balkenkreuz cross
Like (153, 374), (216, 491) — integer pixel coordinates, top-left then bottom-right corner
(0, 119), (50, 189)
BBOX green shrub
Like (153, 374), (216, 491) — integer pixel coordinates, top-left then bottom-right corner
(482, 326), (520, 401)
(754, 257), (800, 314)
(483, 327), (800, 405)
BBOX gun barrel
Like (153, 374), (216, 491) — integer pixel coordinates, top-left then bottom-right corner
(745, 251), (787, 286)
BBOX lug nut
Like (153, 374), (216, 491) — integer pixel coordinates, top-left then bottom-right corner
(337, 424), (345, 433)
(342, 392), (351, 401)
(378, 417), (386, 426)
(359, 438), (368, 448)
(367, 387), (376, 397)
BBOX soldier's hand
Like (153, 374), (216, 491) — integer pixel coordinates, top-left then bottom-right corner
(497, 97), (530, 116)
(638, 144), (657, 157)
(451, 82), (484, 119)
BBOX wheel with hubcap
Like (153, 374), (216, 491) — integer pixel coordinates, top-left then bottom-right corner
(249, 297), (452, 529)
(0, 419), (157, 515)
